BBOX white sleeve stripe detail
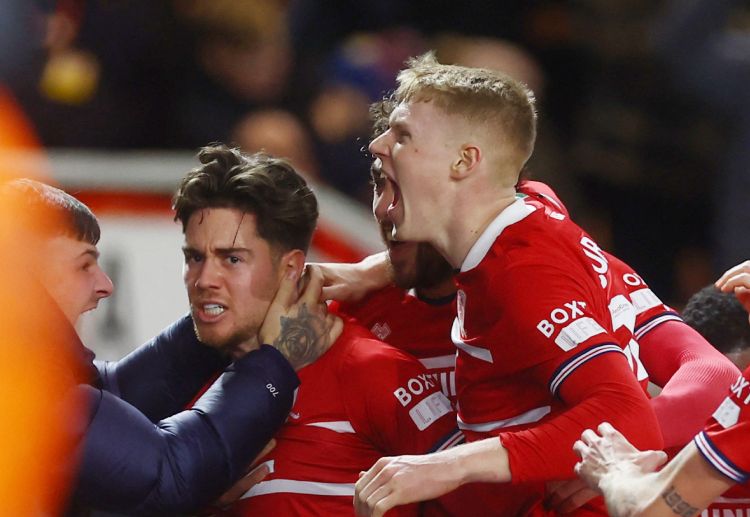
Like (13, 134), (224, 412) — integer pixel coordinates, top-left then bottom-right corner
(452, 318), (493, 363)
(241, 479), (355, 499)
(712, 496), (750, 504)
(419, 354), (457, 369)
(457, 406), (551, 432)
(305, 421), (356, 433)
(549, 344), (624, 395)
(434, 431), (466, 452)
(440, 372), (449, 397)
(633, 314), (682, 340)
(694, 431), (749, 483)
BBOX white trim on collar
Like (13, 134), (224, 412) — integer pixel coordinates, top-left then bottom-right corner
(460, 198), (536, 272)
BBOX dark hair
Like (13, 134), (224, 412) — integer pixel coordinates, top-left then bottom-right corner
(369, 96), (396, 140)
(1, 178), (100, 244)
(682, 285), (750, 355)
(173, 144), (318, 253)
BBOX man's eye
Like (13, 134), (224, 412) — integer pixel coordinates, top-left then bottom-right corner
(228, 256), (241, 265)
(184, 253), (202, 263)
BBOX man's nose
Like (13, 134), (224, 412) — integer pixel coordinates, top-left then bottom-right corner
(194, 259), (221, 290)
(369, 132), (389, 158)
(96, 268), (114, 299)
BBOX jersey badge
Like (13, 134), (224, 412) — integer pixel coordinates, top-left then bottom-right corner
(370, 322), (391, 341)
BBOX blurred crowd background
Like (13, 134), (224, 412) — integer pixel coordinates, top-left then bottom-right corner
(1, 0), (749, 308)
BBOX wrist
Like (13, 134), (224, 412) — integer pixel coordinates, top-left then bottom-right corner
(453, 437), (511, 485)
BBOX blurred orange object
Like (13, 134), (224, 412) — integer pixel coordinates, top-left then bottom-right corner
(0, 86), (41, 150)
(0, 84), (82, 514)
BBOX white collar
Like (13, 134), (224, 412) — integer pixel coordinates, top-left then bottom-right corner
(460, 197), (536, 272)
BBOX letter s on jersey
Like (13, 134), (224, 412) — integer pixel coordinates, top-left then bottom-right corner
(536, 300), (606, 351)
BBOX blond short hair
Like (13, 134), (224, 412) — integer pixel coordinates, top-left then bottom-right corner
(395, 52), (537, 167)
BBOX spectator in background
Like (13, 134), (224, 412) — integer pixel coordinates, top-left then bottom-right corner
(307, 29), (427, 202)
(10, 1), (185, 148)
(567, 1), (725, 306)
(232, 108), (322, 183)
(653, 0), (750, 276)
(172, 0), (304, 147)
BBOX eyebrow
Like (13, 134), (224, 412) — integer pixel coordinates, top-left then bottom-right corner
(389, 120), (410, 133)
(80, 248), (100, 260)
(181, 246), (251, 256)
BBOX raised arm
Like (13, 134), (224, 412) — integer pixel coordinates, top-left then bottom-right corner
(95, 315), (227, 422)
(640, 320), (739, 448)
(314, 251), (392, 302)
(75, 344), (298, 514)
(76, 269), (339, 514)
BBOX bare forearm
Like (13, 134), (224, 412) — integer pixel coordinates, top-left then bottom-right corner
(601, 443), (733, 517)
(451, 437), (512, 485)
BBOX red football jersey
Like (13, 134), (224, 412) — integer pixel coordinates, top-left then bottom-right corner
(334, 286), (458, 405)
(451, 195), (667, 513)
(696, 366), (750, 485)
(220, 322), (462, 517)
(696, 366), (750, 515)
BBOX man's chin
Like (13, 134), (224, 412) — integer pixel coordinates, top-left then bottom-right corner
(392, 271), (419, 290)
(193, 323), (230, 350)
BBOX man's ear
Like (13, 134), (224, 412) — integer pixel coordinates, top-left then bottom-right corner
(278, 249), (305, 282)
(450, 144), (481, 180)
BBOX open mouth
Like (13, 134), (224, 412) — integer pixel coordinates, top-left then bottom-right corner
(194, 302), (227, 322)
(387, 178), (401, 214)
(380, 221), (405, 249)
(204, 303), (225, 316)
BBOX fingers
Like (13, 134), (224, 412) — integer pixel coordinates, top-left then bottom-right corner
(544, 479), (590, 512)
(720, 273), (750, 294)
(554, 486), (598, 514)
(364, 485), (394, 517)
(215, 462), (271, 507)
(546, 478), (585, 502)
(716, 260), (750, 291)
(579, 428), (600, 446)
(273, 267), (301, 311)
(597, 422), (617, 436)
(251, 438), (276, 468)
(573, 439), (588, 458)
(355, 458), (393, 516)
(300, 264), (325, 305)
(636, 450), (668, 473)
(309, 261), (348, 302)
(322, 284), (345, 302)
